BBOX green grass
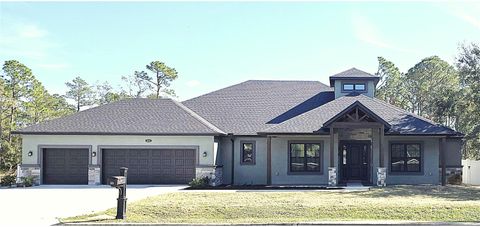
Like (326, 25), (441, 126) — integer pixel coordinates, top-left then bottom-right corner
(61, 185), (480, 224)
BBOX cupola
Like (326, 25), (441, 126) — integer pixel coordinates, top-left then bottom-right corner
(329, 67), (380, 99)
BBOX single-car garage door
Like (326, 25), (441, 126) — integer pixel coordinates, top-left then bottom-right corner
(102, 148), (196, 184)
(43, 148), (89, 184)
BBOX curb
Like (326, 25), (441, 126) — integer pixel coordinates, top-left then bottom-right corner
(57, 221), (480, 226)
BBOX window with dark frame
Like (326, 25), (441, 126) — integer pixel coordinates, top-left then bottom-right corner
(343, 84), (354, 91)
(390, 143), (421, 173)
(290, 143), (321, 172)
(241, 142), (255, 165)
(354, 83), (366, 91)
(342, 83), (366, 92)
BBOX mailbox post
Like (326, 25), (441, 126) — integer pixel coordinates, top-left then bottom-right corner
(108, 167), (128, 220)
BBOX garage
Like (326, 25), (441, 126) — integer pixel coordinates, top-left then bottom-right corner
(42, 148), (89, 184)
(102, 148), (196, 184)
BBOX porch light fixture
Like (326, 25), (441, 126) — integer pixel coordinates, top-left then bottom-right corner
(27, 151), (33, 156)
(202, 151), (207, 157)
(92, 151), (97, 157)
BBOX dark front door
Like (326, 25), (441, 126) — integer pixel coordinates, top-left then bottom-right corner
(340, 142), (370, 182)
(102, 148), (196, 184)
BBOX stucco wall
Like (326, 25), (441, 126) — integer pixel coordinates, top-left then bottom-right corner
(21, 134), (215, 166)
(271, 135), (332, 185)
(232, 137), (268, 185)
(334, 80), (375, 99)
(383, 136), (440, 185)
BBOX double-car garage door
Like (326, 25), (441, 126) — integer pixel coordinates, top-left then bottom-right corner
(42, 148), (196, 185)
(102, 148), (196, 184)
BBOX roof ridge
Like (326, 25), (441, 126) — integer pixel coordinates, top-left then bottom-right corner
(171, 99), (226, 134)
(246, 79), (321, 82)
(183, 80), (250, 103)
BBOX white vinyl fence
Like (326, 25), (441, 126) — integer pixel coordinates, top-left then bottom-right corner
(463, 159), (480, 185)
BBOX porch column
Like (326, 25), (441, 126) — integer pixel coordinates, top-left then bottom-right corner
(376, 125), (387, 186)
(440, 137), (447, 186)
(328, 128), (337, 186)
(267, 136), (272, 185)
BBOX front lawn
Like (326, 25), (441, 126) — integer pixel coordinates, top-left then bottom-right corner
(61, 185), (480, 224)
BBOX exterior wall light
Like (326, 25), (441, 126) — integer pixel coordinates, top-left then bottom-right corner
(202, 151), (208, 157)
(92, 151), (97, 157)
(145, 139), (152, 143)
(27, 151), (33, 156)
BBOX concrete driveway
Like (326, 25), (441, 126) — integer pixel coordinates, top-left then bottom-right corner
(0, 184), (186, 226)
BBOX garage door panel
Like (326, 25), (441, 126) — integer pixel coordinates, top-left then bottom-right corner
(43, 148), (88, 184)
(102, 148), (196, 184)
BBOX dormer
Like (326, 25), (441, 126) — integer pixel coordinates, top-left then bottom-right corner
(329, 67), (380, 99)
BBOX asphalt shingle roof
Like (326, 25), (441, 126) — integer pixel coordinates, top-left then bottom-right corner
(14, 98), (225, 135)
(260, 94), (459, 135)
(182, 80), (333, 135)
(329, 67), (380, 86)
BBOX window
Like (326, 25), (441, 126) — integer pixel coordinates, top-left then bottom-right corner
(354, 84), (366, 91)
(342, 83), (367, 92)
(343, 84), (354, 91)
(390, 143), (422, 173)
(289, 143), (321, 172)
(240, 141), (255, 165)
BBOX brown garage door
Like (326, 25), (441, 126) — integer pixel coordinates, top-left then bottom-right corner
(102, 148), (196, 184)
(43, 148), (89, 184)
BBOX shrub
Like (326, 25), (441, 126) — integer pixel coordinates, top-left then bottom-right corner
(448, 173), (462, 185)
(188, 176), (210, 188)
(1, 174), (16, 187)
(20, 176), (36, 187)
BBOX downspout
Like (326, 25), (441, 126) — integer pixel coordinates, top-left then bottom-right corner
(229, 134), (235, 185)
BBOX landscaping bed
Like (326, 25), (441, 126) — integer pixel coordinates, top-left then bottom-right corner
(60, 185), (480, 224)
(184, 184), (344, 190)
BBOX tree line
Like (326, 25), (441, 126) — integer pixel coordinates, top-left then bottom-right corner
(1, 42), (479, 172)
(0, 60), (178, 172)
(376, 42), (480, 159)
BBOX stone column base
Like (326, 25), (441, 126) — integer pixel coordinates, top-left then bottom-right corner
(377, 167), (387, 187)
(17, 164), (41, 185)
(88, 165), (101, 185)
(328, 167), (337, 186)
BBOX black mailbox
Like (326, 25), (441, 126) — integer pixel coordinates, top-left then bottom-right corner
(109, 167), (128, 220)
(108, 176), (126, 187)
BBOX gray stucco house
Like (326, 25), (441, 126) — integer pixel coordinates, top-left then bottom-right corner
(14, 68), (463, 186)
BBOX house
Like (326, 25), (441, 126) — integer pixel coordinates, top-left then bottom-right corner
(13, 68), (464, 186)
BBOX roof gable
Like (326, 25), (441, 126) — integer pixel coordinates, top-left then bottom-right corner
(322, 100), (391, 128)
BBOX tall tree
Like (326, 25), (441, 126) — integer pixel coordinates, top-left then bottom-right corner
(1, 60), (34, 143)
(65, 76), (95, 112)
(121, 71), (151, 98)
(95, 81), (128, 105)
(405, 56), (459, 127)
(1, 60), (34, 171)
(138, 61), (178, 99)
(456, 43), (480, 159)
(375, 57), (409, 110)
